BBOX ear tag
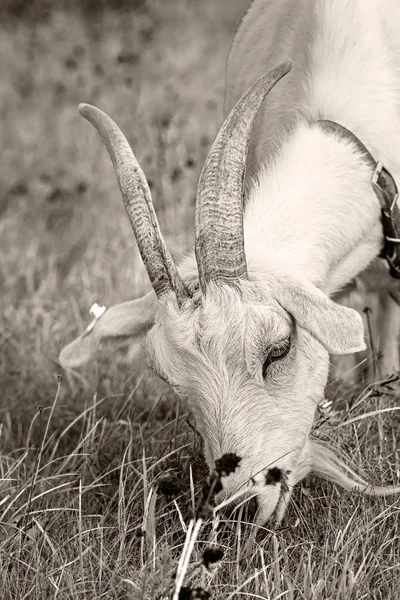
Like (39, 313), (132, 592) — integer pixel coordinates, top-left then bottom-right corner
(82, 303), (107, 337)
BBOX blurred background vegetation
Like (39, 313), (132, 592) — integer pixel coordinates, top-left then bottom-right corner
(0, 0), (246, 427)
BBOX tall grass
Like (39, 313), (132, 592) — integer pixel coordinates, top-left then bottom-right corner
(0, 1), (399, 598)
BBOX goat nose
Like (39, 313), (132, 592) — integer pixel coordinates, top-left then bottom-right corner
(221, 495), (259, 523)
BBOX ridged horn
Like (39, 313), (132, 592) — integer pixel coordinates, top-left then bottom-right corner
(79, 103), (189, 302)
(195, 61), (292, 291)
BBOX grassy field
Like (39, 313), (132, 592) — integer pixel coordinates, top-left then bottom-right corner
(0, 1), (399, 598)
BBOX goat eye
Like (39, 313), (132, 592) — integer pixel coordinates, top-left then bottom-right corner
(262, 338), (291, 378)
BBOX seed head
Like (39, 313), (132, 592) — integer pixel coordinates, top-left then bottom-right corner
(215, 453), (241, 477)
(178, 587), (210, 599)
(157, 474), (181, 499)
(202, 545), (224, 569)
(265, 467), (283, 485)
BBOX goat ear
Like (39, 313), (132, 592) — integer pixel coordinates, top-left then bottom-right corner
(59, 292), (156, 368)
(277, 278), (366, 355)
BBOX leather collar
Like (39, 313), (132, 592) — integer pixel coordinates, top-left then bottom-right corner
(318, 119), (400, 278)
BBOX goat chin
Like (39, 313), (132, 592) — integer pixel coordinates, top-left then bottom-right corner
(297, 439), (400, 497)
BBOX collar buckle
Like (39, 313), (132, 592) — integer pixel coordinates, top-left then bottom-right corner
(372, 161), (399, 215)
(371, 162), (400, 278)
(371, 160), (383, 187)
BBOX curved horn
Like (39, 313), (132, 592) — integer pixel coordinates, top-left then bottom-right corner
(195, 61), (292, 291)
(79, 103), (190, 302)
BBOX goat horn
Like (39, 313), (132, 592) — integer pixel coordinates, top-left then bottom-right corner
(79, 103), (190, 302)
(195, 61), (292, 291)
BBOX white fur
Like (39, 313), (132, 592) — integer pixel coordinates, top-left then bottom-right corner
(226, 0), (400, 178)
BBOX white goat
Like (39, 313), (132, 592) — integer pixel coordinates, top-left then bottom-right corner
(60, 0), (400, 524)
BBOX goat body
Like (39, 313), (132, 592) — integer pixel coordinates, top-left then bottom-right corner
(227, 0), (400, 377)
(60, 0), (400, 524)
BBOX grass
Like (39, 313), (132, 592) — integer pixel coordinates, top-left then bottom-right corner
(0, 1), (399, 598)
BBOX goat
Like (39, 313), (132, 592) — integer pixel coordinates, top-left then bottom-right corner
(60, 0), (400, 524)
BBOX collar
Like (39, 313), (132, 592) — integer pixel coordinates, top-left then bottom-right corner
(317, 119), (400, 278)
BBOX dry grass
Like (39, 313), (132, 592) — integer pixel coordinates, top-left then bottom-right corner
(0, 1), (399, 598)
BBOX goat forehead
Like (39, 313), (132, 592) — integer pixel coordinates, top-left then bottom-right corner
(196, 303), (292, 362)
(149, 291), (294, 393)
(194, 285), (292, 344)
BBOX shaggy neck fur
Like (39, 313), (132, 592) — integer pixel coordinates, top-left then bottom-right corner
(226, 0), (400, 293)
(243, 124), (383, 294)
(227, 0), (400, 173)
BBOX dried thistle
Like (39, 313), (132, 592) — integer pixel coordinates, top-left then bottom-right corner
(157, 474), (181, 499)
(202, 545), (224, 569)
(265, 467), (283, 485)
(178, 587), (211, 599)
(215, 453), (241, 477)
